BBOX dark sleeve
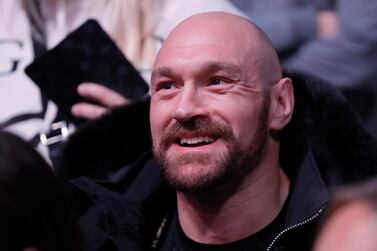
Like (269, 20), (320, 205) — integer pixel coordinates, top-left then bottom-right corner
(57, 97), (151, 179)
(68, 156), (174, 251)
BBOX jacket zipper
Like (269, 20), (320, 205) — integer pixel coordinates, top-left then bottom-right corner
(266, 207), (324, 251)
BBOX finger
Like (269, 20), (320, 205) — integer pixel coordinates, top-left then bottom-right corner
(77, 82), (130, 108)
(71, 103), (108, 120)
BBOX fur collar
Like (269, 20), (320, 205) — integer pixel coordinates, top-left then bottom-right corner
(281, 72), (377, 187)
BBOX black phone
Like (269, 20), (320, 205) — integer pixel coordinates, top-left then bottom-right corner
(25, 19), (149, 125)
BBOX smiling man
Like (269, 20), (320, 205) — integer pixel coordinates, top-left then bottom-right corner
(63, 11), (377, 251)
(150, 11), (294, 249)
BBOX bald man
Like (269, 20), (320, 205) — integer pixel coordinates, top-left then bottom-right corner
(64, 11), (377, 251)
(151, 11), (294, 249)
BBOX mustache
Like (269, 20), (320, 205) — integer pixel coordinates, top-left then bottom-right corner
(159, 117), (233, 150)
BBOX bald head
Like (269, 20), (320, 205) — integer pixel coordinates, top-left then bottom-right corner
(155, 12), (282, 87)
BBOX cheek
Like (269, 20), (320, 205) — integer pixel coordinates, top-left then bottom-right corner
(223, 102), (258, 134)
(233, 116), (255, 143)
(150, 100), (167, 143)
(150, 116), (159, 144)
(227, 106), (263, 146)
(150, 97), (180, 145)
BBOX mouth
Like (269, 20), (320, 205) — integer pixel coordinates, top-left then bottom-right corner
(175, 135), (217, 147)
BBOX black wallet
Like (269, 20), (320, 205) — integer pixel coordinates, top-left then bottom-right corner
(25, 19), (149, 125)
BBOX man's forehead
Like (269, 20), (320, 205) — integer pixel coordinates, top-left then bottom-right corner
(153, 39), (259, 85)
(156, 42), (241, 64)
(152, 61), (242, 78)
(155, 22), (253, 70)
(153, 40), (260, 84)
(163, 28), (241, 47)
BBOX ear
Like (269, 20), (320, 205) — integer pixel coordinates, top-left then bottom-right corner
(268, 77), (294, 131)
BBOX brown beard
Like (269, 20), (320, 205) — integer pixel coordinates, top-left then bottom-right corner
(153, 96), (270, 193)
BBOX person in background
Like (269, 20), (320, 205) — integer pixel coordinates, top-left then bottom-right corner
(0, 131), (83, 251)
(0, 0), (243, 166)
(312, 178), (377, 251)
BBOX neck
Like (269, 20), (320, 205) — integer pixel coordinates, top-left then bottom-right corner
(176, 159), (290, 244)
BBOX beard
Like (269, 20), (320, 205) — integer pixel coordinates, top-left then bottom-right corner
(153, 97), (270, 193)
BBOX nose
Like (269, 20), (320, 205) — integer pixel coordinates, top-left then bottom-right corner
(173, 84), (208, 122)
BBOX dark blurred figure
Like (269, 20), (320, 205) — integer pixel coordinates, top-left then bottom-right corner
(0, 131), (83, 251)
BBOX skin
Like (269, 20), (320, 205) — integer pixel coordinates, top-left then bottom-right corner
(71, 82), (129, 120)
(313, 201), (377, 251)
(150, 12), (294, 244)
(317, 11), (338, 39)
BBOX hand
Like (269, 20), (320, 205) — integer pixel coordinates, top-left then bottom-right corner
(71, 82), (130, 120)
(317, 11), (339, 39)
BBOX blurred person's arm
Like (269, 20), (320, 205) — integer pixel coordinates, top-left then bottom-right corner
(71, 83), (130, 120)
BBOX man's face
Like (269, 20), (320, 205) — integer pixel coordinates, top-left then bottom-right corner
(150, 22), (272, 193)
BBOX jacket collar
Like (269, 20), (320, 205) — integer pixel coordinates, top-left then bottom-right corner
(284, 149), (328, 227)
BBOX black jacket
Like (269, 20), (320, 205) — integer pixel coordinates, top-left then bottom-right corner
(60, 73), (377, 251)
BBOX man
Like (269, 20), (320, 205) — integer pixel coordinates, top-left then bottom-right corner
(63, 12), (377, 251)
(150, 11), (293, 248)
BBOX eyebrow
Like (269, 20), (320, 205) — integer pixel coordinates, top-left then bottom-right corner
(151, 61), (242, 81)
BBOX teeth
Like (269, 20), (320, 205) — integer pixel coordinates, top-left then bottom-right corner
(180, 136), (215, 145)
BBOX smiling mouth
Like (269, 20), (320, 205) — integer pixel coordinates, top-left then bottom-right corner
(177, 136), (217, 147)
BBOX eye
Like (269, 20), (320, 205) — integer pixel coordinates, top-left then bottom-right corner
(209, 77), (231, 86)
(211, 78), (223, 85)
(153, 81), (177, 93)
(162, 82), (175, 89)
